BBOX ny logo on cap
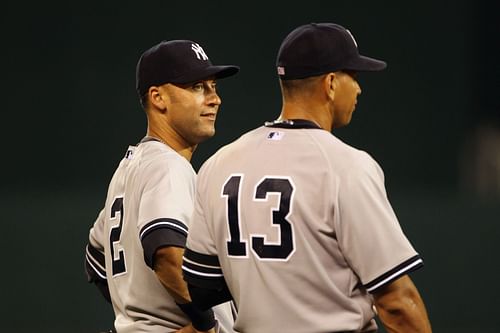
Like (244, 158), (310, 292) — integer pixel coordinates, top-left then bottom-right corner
(191, 43), (209, 61)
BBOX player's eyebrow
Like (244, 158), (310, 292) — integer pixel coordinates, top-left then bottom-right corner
(174, 78), (217, 89)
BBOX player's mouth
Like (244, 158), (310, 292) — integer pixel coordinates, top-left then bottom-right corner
(201, 112), (216, 120)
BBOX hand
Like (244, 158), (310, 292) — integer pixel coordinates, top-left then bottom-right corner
(173, 324), (216, 333)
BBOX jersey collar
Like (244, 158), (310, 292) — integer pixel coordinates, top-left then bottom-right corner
(139, 136), (168, 146)
(264, 119), (323, 129)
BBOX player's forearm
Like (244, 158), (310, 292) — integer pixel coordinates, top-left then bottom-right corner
(154, 247), (216, 331)
(376, 299), (432, 333)
(156, 270), (191, 303)
(374, 275), (432, 333)
(154, 246), (192, 303)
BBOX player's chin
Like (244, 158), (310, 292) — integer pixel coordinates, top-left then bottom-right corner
(345, 115), (354, 126)
(335, 115), (353, 129)
(204, 123), (216, 134)
(196, 127), (216, 142)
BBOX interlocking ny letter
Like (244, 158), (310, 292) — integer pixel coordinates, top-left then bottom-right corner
(191, 43), (208, 60)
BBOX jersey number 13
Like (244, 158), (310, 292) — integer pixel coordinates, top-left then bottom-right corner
(223, 175), (295, 261)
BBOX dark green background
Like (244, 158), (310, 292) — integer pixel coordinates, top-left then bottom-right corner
(1, 0), (498, 332)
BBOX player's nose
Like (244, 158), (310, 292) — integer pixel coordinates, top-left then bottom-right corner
(356, 81), (361, 95)
(206, 89), (221, 106)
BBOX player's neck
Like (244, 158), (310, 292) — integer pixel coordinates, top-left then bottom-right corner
(146, 127), (196, 162)
(280, 103), (332, 132)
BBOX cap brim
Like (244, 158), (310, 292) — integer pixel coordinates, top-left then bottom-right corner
(344, 55), (387, 72)
(171, 65), (240, 84)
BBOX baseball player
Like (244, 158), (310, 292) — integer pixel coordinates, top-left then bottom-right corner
(182, 23), (432, 332)
(84, 40), (239, 333)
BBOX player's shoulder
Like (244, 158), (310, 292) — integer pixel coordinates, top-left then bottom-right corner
(199, 126), (263, 171)
(311, 131), (373, 161)
(312, 132), (382, 176)
(135, 141), (194, 175)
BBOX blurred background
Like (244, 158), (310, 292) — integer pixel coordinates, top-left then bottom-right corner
(1, 0), (498, 331)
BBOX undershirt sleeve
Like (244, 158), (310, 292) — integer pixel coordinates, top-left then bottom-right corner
(140, 218), (188, 269)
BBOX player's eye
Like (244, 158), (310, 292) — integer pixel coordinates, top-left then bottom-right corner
(192, 82), (204, 91)
(202, 80), (217, 94)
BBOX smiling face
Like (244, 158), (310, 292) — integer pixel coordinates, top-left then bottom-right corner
(159, 78), (221, 146)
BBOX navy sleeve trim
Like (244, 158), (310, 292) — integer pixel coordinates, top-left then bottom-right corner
(140, 218), (188, 269)
(365, 255), (424, 293)
(140, 218), (188, 240)
(184, 248), (221, 266)
(183, 248), (226, 289)
(85, 244), (106, 280)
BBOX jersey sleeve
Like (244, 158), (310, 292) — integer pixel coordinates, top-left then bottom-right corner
(86, 208), (107, 282)
(336, 152), (423, 293)
(138, 156), (194, 269)
(183, 162), (225, 290)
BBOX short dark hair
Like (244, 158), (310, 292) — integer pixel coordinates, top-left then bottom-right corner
(280, 74), (325, 98)
(139, 93), (148, 110)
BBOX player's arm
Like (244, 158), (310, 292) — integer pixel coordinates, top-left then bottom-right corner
(85, 209), (111, 303)
(154, 246), (192, 303)
(153, 246), (215, 333)
(338, 155), (432, 332)
(373, 274), (432, 333)
(138, 159), (216, 332)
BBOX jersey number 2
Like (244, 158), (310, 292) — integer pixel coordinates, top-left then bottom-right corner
(110, 197), (126, 276)
(223, 175), (295, 260)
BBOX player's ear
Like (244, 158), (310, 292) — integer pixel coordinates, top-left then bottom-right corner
(324, 72), (337, 101)
(149, 86), (168, 113)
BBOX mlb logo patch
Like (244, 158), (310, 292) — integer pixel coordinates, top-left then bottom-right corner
(267, 131), (284, 140)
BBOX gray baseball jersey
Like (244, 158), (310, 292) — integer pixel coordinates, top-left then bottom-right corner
(183, 120), (423, 333)
(85, 139), (234, 333)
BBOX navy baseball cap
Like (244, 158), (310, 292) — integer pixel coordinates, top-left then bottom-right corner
(136, 40), (239, 96)
(276, 23), (387, 80)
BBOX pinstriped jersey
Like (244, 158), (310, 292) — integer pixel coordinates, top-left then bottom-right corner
(183, 120), (423, 333)
(85, 139), (234, 333)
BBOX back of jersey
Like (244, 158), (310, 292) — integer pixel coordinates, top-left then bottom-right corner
(92, 142), (195, 332)
(186, 121), (421, 333)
